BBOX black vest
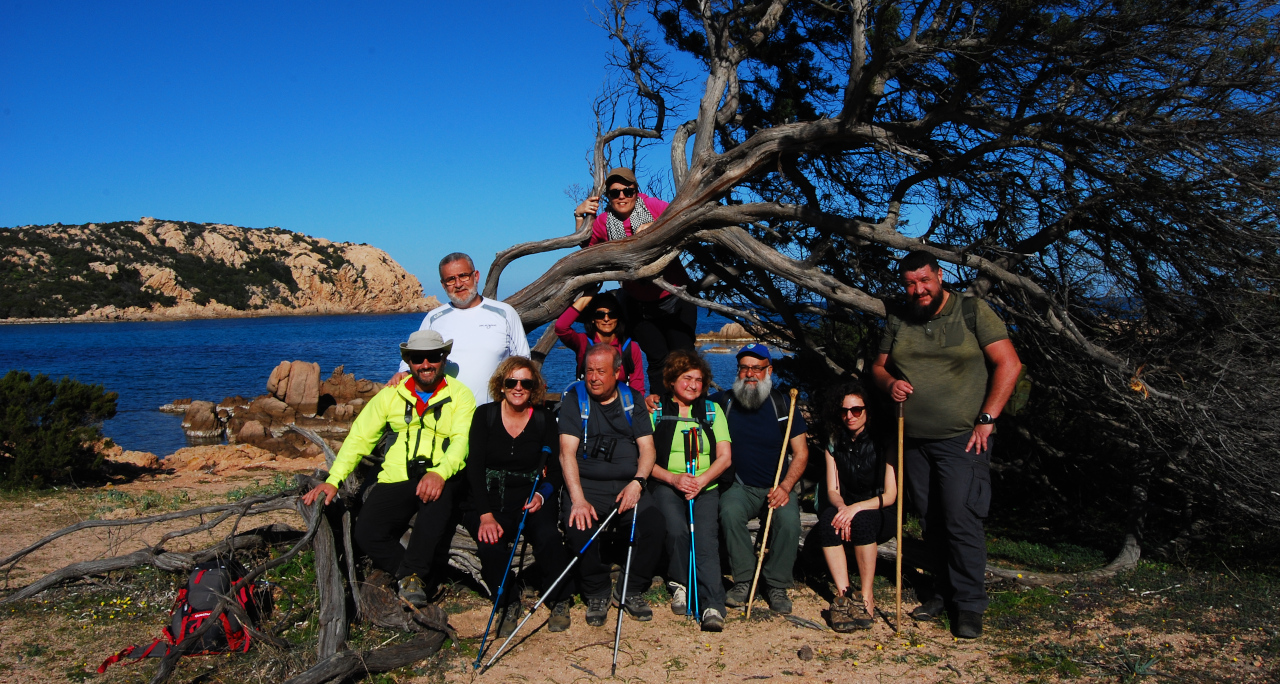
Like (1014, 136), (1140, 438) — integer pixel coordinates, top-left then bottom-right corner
(828, 430), (884, 503)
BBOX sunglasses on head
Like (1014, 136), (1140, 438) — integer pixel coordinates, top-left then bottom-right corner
(503, 378), (537, 390)
(839, 406), (867, 417)
(605, 187), (638, 200)
(591, 309), (616, 321)
(406, 350), (446, 364)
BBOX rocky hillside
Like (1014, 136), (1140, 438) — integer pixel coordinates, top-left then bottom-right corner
(0, 218), (438, 320)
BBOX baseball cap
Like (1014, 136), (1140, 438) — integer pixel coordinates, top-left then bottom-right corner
(735, 343), (771, 361)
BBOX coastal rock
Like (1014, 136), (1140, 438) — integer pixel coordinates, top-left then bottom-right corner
(283, 360), (320, 415)
(236, 420), (267, 443)
(181, 400), (223, 440)
(163, 444), (325, 476)
(697, 321), (757, 343)
(266, 361), (292, 399)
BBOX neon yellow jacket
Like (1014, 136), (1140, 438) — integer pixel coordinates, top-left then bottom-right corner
(326, 377), (476, 487)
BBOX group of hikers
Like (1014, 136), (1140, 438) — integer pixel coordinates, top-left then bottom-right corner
(300, 168), (1022, 651)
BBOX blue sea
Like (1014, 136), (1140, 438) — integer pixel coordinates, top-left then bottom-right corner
(0, 311), (743, 455)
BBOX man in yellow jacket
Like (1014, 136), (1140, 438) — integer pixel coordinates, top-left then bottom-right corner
(304, 329), (476, 606)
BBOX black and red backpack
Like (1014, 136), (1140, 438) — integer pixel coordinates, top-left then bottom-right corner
(98, 558), (267, 673)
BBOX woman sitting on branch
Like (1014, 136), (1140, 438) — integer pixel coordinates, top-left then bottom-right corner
(573, 167), (696, 407)
(461, 357), (573, 636)
(817, 380), (897, 632)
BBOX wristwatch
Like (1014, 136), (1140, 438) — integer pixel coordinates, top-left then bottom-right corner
(976, 412), (995, 425)
(632, 476), (648, 488)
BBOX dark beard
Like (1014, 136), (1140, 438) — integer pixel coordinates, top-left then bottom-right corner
(731, 374), (773, 410)
(905, 291), (945, 322)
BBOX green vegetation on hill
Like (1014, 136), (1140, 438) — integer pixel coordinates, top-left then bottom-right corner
(0, 220), (353, 319)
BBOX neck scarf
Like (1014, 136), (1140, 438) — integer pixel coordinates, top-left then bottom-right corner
(605, 193), (654, 242)
(405, 376), (446, 416)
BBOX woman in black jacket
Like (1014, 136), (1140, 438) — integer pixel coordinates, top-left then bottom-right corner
(817, 380), (897, 632)
(462, 357), (572, 637)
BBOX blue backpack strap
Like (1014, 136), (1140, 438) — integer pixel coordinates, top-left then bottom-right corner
(618, 385), (634, 425)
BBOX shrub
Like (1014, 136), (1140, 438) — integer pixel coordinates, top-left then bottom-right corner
(0, 371), (117, 489)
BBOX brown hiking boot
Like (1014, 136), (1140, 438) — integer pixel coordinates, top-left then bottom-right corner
(829, 595), (858, 633)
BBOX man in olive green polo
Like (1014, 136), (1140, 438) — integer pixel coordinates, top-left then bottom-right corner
(871, 251), (1021, 639)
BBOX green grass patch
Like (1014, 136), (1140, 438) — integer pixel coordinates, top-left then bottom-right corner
(987, 536), (1107, 573)
(91, 488), (191, 515)
(225, 473), (294, 502)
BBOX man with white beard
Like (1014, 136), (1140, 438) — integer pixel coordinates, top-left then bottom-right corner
(711, 344), (809, 614)
(391, 253), (530, 403)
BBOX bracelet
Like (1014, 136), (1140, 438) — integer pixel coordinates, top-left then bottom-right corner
(632, 476), (648, 488)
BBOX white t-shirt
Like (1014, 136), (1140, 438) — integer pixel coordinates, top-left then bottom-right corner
(398, 297), (530, 404)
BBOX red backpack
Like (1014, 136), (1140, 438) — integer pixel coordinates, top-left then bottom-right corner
(98, 558), (266, 673)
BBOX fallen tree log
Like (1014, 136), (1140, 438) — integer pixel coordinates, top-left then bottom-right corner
(280, 631), (448, 684)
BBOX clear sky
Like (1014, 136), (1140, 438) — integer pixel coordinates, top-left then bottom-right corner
(0, 1), (688, 297)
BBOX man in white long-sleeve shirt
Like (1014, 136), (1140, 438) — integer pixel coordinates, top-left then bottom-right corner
(392, 252), (530, 403)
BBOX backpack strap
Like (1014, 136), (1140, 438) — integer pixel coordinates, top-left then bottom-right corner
(618, 385), (635, 426)
(572, 381), (590, 455)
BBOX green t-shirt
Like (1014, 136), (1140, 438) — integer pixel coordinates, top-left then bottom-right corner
(648, 403), (732, 480)
(879, 293), (1009, 440)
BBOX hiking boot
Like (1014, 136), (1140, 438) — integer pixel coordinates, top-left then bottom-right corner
(766, 586), (792, 614)
(725, 581), (754, 608)
(910, 597), (945, 622)
(700, 607), (725, 632)
(829, 595), (858, 633)
(497, 601), (524, 638)
(548, 599), (572, 633)
(955, 610), (983, 639)
(585, 596), (610, 627)
(852, 598), (874, 631)
(668, 582), (687, 615)
(613, 588), (653, 621)
(397, 573), (429, 608)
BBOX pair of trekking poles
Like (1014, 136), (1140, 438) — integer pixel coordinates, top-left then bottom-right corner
(473, 485), (639, 675)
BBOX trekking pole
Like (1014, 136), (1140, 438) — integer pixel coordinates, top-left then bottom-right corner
(482, 506), (621, 673)
(746, 388), (799, 619)
(611, 504), (639, 676)
(895, 400), (905, 633)
(473, 470), (543, 670)
(686, 427), (700, 620)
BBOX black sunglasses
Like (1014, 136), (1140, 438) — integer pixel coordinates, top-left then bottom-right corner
(504, 378), (537, 390)
(605, 187), (638, 200)
(839, 406), (867, 417)
(407, 350), (446, 364)
(592, 309), (617, 321)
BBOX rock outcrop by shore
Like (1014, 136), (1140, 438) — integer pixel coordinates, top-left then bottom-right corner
(696, 321), (758, 343)
(166, 362), (383, 459)
(0, 218), (439, 321)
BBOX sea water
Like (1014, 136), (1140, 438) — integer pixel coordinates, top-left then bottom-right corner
(0, 311), (744, 455)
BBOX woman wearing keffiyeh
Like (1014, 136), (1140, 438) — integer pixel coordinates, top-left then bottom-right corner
(573, 168), (698, 410)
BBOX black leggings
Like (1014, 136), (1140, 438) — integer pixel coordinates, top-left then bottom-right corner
(622, 295), (698, 393)
(462, 500), (572, 607)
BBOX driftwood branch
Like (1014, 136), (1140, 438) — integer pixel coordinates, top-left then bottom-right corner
(280, 631), (447, 684)
(310, 505), (346, 658)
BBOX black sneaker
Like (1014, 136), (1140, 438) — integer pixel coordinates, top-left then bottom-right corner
(700, 608), (725, 632)
(497, 601), (523, 638)
(955, 610), (983, 639)
(585, 596), (609, 627)
(397, 573), (429, 608)
(613, 589), (653, 621)
(548, 600), (572, 633)
(910, 597), (945, 622)
(766, 586), (792, 614)
(725, 581), (754, 607)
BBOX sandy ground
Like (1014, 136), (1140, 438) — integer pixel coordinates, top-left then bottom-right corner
(1, 454), (1275, 684)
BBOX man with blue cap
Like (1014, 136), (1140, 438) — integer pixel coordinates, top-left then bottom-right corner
(711, 343), (809, 613)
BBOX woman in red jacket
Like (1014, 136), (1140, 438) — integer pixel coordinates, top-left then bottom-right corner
(554, 290), (646, 395)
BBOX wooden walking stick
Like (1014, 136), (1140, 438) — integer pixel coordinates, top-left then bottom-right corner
(895, 400), (905, 632)
(746, 388), (799, 619)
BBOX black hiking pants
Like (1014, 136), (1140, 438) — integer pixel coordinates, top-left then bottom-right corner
(355, 478), (458, 582)
(620, 294), (698, 394)
(903, 434), (993, 613)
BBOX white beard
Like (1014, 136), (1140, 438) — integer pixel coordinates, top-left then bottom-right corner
(732, 373), (773, 410)
(448, 289), (479, 308)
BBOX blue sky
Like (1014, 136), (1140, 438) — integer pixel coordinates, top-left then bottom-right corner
(0, 1), (693, 297)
